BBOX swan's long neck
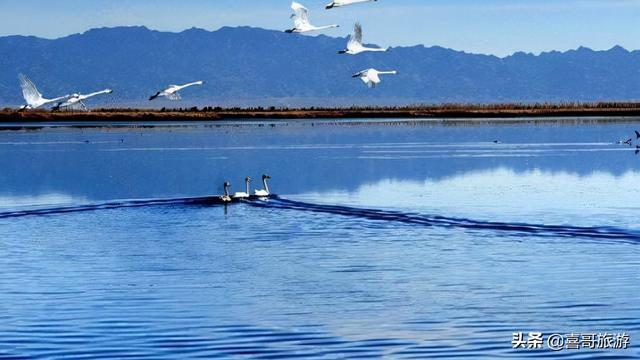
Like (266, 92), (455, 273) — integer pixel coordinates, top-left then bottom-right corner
(263, 178), (270, 194)
(379, 71), (397, 75)
(83, 89), (112, 99)
(180, 81), (203, 90)
(246, 180), (250, 195)
(224, 185), (230, 197)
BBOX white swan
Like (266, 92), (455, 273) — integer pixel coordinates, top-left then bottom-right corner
(286, 2), (339, 33)
(18, 74), (69, 110)
(220, 181), (232, 203)
(54, 89), (113, 111)
(326, 0), (377, 9)
(233, 177), (252, 199)
(352, 68), (397, 88)
(339, 22), (388, 55)
(149, 81), (204, 101)
(254, 174), (271, 197)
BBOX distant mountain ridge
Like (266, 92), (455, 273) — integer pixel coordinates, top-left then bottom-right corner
(1, 26), (639, 107)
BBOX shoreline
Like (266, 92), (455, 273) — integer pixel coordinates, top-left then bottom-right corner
(2, 104), (640, 128)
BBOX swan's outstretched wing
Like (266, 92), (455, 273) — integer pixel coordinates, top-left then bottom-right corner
(56, 99), (85, 111)
(18, 74), (43, 105)
(167, 92), (182, 101)
(358, 70), (380, 88)
(67, 101), (87, 111)
(368, 71), (381, 85)
(351, 22), (363, 46)
(291, 2), (310, 27)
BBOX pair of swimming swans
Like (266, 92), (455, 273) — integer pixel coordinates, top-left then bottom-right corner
(220, 175), (271, 203)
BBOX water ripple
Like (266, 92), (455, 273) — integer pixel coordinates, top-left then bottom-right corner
(249, 198), (640, 243)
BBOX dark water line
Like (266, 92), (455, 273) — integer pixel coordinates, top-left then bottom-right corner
(249, 198), (640, 243)
(0, 196), (223, 219)
(1, 195), (639, 242)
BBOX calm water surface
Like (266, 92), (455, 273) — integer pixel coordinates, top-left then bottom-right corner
(0, 119), (639, 359)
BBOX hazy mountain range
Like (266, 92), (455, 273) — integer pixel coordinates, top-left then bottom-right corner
(1, 26), (639, 107)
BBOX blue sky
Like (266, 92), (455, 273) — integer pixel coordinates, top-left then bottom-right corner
(2, 0), (640, 56)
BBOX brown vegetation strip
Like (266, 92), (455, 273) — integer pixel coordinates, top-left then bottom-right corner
(3, 103), (640, 123)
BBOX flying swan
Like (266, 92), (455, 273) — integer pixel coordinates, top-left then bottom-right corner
(286, 2), (339, 33)
(149, 81), (204, 101)
(54, 89), (113, 111)
(18, 74), (69, 110)
(326, 0), (377, 9)
(352, 68), (397, 88)
(339, 22), (388, 55)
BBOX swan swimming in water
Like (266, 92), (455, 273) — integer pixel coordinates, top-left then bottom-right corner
(220, 181), (232, 203)
(53, 89), (113, 111)
(149, 81), (204, 101)
(286, 2), (339, 33)
(254, 175), (271, 197)
(233, 177), (252, 199)
(352, 68), (397, 88)
(18, 74), (69, 110)
(339, 22), (388, 55)
(326, 0), (377, 9)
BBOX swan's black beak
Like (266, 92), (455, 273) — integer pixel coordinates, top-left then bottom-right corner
(338, 50), (347, 54)
(284, 29), (294, 33)
(149, 93), (159, 101)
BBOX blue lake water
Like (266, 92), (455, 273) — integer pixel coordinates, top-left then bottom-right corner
(0, 119), (639, 359)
